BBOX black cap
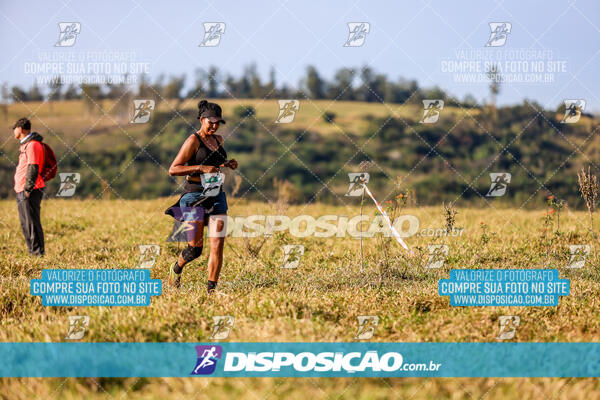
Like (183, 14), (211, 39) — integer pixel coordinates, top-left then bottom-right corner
(199, 109), (226, 124)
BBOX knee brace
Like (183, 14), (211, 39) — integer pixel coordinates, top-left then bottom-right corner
(181, 245), (203, 263)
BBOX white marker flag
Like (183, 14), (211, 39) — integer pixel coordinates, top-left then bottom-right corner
(362, 183), (413, 254)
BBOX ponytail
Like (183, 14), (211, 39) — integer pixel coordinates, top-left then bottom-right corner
(197, 100), (209, 119)
(197, 100), (226, 123)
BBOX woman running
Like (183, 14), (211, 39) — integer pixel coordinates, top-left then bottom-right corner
(165, 100), (238, 293)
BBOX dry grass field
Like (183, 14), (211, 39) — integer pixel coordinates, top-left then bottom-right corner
(1, 196), (599, 398)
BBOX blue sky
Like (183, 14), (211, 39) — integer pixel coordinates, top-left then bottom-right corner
(1, 0), (599, 111)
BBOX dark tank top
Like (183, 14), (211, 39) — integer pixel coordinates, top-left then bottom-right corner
(183, 132), (227, 194)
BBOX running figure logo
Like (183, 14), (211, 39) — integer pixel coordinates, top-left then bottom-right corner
(191, 345), (223, 375)
(354, 315), (379, 340)
(56, 173), (81, 197)
(281, 244), (305, 269)
(486, 173), (511, 197)
(566, 244), (590, 269)
(131, 100), (155, 123)
(167, 221), (194, 242)
(167, 208), (204, 242)
(65, 315), (89, 340)
(561, 99), (586, 124)
(55, 22), (81, 47)
(210, 316), (235, 340)
(275, 100), (299, 123)
(420, 100), (444, 124)
(199, 23), (225, 47)
(344, 22), (370, 47)
(496, 315), (520, 340)
(138, 244), (160, 268)
(425, 244), (449, 269)
(485, 22), (511, 47)
(345, 173), (370, 197)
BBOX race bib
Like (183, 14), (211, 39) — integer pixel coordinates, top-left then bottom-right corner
(200, 173), (225, 197)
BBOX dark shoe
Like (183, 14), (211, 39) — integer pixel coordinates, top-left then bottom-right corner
(207, 280), (217, 294)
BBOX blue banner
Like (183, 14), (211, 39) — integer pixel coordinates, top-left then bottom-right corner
(439, 269), (569, 306)
(30, 269), (162, 306)
(1, 343), (600, 377)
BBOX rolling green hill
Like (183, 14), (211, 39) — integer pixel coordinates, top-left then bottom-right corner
(0, 99), (597, 208)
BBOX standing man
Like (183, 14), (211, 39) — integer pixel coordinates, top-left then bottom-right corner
(13, 118), (45, 256)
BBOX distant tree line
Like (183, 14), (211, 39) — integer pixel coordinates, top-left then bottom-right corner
(2, 64), (480, 108)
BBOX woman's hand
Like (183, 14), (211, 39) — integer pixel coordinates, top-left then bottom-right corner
(200, 165), (219, 173)
(222, 159), (238, 170)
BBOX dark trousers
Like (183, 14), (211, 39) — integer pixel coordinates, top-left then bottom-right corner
(16, 189), (45, 256)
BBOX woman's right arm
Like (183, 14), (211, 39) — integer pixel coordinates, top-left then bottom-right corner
(169, 136), (218, 176)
